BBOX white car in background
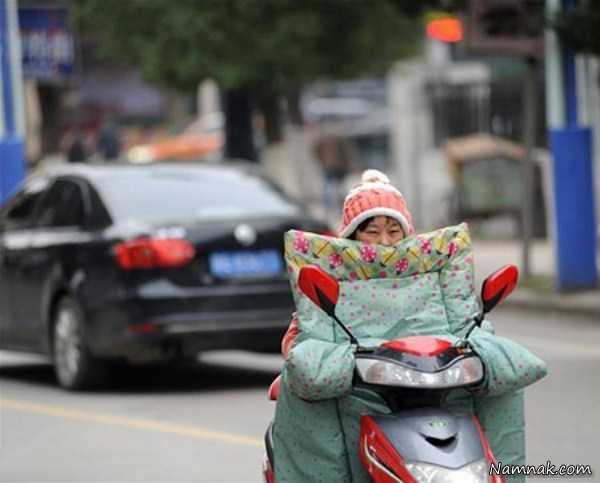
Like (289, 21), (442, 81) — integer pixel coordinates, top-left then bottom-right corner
(127, 112), (224, 164)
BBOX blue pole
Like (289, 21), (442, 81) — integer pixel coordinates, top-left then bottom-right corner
(0, 0), (26, 205)
(549, 128), (597, 289)
(547, 0), (598, 290)
(0, 1), (16, 133)
(562, 0), (578, 127)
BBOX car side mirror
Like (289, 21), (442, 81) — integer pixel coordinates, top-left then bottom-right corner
(481, 265), (519, 314)
(298, 265), (340, 318)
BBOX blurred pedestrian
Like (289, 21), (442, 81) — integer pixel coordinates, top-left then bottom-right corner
(67, 128), (88, 163)
(312, 124), (358, 213)
(97, 118), (122, 161)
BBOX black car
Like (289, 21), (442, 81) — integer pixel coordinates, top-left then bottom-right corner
(0, 162), (329, 389)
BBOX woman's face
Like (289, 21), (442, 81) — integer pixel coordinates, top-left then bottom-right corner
(355, 216), (405, 246)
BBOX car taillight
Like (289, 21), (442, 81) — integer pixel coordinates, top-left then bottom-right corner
(114, 238), (196, 269)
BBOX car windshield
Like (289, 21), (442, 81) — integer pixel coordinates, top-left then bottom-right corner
(95, 167), (300, 223)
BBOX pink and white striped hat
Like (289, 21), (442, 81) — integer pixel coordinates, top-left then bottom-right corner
(338, 169), (414, 238)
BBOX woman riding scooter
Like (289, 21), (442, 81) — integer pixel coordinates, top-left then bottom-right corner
(282, 169), (414, 359)
(271, 169), (547, 482)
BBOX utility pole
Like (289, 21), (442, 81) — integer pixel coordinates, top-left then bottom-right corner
(521, 57), (538, 279)
(0, 0), (26, 204)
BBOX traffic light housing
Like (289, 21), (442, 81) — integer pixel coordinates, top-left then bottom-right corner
(466, 0), (544, 57)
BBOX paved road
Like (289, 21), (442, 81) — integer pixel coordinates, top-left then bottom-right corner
(1, 308), (598, 482)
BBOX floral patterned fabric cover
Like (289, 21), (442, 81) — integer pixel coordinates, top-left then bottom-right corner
(273, 224), (547, 482)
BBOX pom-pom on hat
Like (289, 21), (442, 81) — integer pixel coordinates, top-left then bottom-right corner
(338, 169), (414, 238)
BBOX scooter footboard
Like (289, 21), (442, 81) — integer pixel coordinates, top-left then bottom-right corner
(360, 408), (502, 482)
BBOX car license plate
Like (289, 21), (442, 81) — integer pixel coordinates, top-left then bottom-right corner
(208, 250), (283, 278)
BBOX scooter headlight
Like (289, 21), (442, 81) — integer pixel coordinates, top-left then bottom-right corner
(355, 356), (483, 388)
(406, 459), (489, 483)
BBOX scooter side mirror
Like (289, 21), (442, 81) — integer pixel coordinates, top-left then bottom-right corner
(481, 264), (519, 314)
(298, 265), (340, 318)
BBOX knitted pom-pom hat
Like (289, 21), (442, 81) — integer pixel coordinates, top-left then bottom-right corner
(338, 169), (414, 238)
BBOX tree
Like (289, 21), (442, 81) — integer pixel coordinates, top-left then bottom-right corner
(71, 0), (425, 159)
(551, 1), (600, 55)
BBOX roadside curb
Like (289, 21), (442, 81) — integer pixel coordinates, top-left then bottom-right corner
(504, 288), (600, 318)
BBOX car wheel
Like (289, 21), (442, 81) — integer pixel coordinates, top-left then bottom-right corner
(53, 297), (105, 390)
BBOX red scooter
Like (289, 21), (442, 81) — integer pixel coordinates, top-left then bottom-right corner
(264, 264), (518, 483)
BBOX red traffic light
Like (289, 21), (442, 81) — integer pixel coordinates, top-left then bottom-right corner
(426, 18), (464, 43)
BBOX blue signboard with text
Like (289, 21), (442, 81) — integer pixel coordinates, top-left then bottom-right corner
(18, 8), (75, 82)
